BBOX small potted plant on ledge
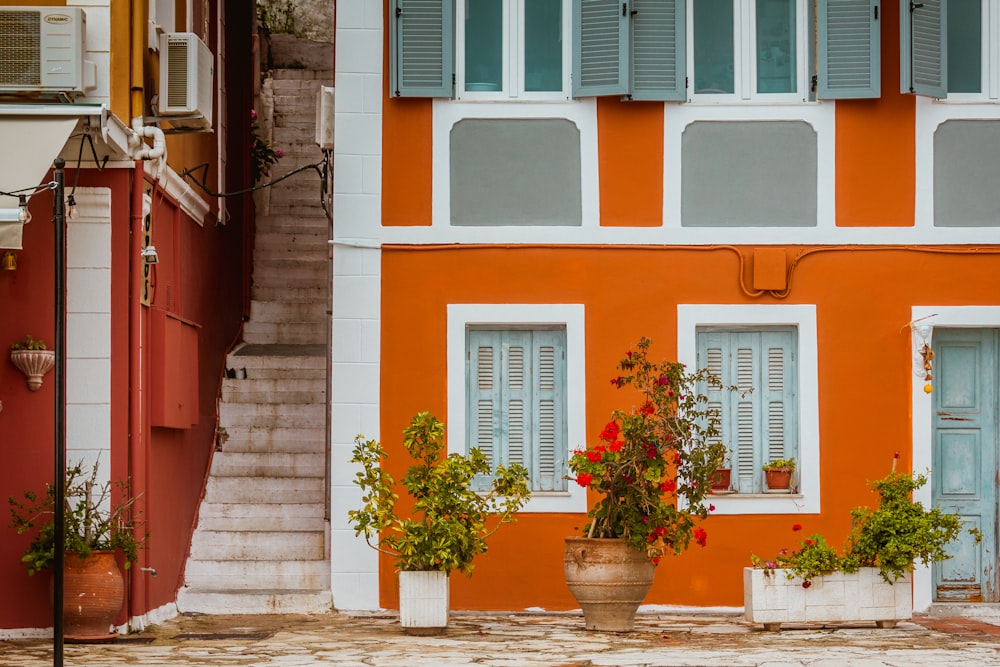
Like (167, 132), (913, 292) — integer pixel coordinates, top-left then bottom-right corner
(745, 464), (976, 631)
(762, 457), (796, 492)
(564, 337), (727, 631)
(9, 334), (55, 391)
(349, 411), (531, 634)
(710, 453), (733, 494)
(8, 458), (146, 641)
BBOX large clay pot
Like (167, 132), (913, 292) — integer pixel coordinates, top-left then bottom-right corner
(563, 537), (655, 632)
(58, 551), (125, 641)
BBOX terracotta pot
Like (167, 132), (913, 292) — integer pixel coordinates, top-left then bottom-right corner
(563, 537), (655, 632)
(55, 551), (125, 642)
(709, 468), (732, 492)
(764, 467), (793, 492)
(10, 349), (55, 391)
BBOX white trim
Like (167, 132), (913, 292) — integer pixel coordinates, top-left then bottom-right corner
(432, 99), (599, 230)
(447, 304), (587, 513)
(909, 306), (1000, 612)
(677, 304), (820, 515)
(159, 166), (210, 227)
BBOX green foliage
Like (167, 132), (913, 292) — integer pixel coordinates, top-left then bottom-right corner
(250, 111), (282, 184)
(257, 0), (308, 38)
(763, 458), (796, 472)
(8, 459), (146, 575)
(841, 471), (978, 583)
(568, 337), (727, 563)
(11, 334), (47, 351)
(348, 412), (531, 575)
(751, 471), (977, 585)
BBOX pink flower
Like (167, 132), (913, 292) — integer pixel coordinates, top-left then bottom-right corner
(250, 109), (258, 120)
(274, 148), (285, 159)
(708, 504), (716, 512)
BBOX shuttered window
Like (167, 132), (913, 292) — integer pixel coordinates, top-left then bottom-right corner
(467, 329), (568, 493)
(900, 0), (946, 98)
(817, 0), (881, 99)
(698, 327), (798, 494)
(390, 0), (455, 97)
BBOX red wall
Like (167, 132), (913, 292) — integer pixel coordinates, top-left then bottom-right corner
(0, 165), (246, 629)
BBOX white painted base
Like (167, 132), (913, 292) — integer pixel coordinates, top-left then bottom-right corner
(743, 567), (912, 631)
(399, 570), (449, 632)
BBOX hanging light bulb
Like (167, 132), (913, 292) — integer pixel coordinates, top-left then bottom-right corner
(17, 195), (30, 224)
(67, 194), (78, 221)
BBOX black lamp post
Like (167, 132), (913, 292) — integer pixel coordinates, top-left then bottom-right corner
(52, 157), (66, 667)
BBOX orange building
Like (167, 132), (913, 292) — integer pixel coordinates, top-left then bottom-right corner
(331, 0), (1000, 614)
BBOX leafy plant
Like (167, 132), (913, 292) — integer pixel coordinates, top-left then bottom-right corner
(250, 109), (283, 184)
(751, 471), (977, 585)
(763, 458), (796, 471)
(842, 471), (977, 582)
(11, 334), (47, 351)
(568, 337), (727, 563)
(257, 0), (308, 38)
(348, 412), (531, 575)
(9, 459), (146, 575)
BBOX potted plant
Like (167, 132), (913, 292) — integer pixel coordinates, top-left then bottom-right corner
(565, 337), (726, 631)
(348, 411), (531, 634)
(8, 458), (146, 640)
(9, 334), (55, 391)
(745, 468), (975, 631)
(710, 453), (733, 493)
(762, 457), (796, 492)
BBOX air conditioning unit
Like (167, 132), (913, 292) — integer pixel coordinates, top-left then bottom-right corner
(0, 7), (95, 96)
(158, 32), (213, 131)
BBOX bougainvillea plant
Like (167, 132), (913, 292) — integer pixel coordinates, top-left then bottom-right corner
(568, 337), (727, 563)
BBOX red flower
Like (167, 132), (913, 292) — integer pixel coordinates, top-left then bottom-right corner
(575, 473), (593, 487)
(609, 440), (623, 452)
(639, 401), (655, 416)
(801, 581), (812, 589)
(656, 375), (669, 386)
(792, 524), (803, 532)
(709, 504), (716, 512)
(599, 421), (621, 442)
(586, 450), (603, 463)
(804, 539), (814, 546)
(660, 480), (677, 493)
(651, 556), (661, 565)
(693, 527), (708, 547)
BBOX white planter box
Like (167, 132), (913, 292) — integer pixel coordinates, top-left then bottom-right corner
(743, 566), (912, 631)
(398, 570), (449, 634)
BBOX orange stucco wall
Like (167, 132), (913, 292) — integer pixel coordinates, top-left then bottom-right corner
(379, 246), (1000, 609)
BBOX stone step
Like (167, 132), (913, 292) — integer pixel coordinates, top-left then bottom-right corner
(176, 588), (333, 615)
(203, 476), (325, 504)
(256, 204), (331, 222)
(255, 230), (328, 247)
(242, 320), (327, 346)
(249, 300), (327, 324)
(218, 402), (325, 429)
(184, 559), (330, 591)
(227, 344), (326, 366)
(250, 285), (328, 303)
(222, 377), (326, 404)
(218, 426), (326, 452)
(189, 529), (325, 561)
(196, 501), (326, 532)
(209, 451), (326, 478)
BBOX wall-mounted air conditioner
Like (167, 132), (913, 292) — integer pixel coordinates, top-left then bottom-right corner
(158, 32), (213, 131)
(0, 7), (96, 97)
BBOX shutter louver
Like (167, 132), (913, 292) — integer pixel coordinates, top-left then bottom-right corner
(391, 0), (454, 97)
(533, 337), (566, 492)
(468, 334), (501, 491)
(901, 0), (946, 97)
(505, 339), (528, 471)
(574, 0), (628, 96)
(737, 402), (755, 491)
(817, 0), (880, 99)
(630, 0), (685, 101)
(767, 346), (787, 461)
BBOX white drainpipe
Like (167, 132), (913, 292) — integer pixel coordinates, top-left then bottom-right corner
(129, 118), (167, 179)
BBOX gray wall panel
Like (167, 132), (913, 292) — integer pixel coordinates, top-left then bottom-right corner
(934, 120), (1000, 227)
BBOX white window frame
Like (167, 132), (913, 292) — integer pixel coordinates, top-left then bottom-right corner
(678, 304), (820, 515)
(686, 0), (809, 104)
(447, 303), (587, 513)
(943, 0), (1000, 102)
(456, 0), (572, 101)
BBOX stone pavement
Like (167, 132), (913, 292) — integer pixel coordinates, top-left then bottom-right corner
(2, 609), (1000, 667)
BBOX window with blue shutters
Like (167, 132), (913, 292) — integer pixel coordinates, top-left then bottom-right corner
(698, 327), (799, 494)
(467, 328), (568, 493)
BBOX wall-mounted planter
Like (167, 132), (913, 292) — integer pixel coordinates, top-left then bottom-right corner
(10, 349), (55, 391)
(743, 567), (911, 631)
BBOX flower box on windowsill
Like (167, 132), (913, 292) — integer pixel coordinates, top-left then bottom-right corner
(743, 567), (911, 631)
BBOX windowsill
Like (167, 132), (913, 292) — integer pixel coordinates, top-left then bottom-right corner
(706, 491), (815, 516)
(451, 96), (575, 104)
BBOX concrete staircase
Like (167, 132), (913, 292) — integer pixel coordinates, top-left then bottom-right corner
(177, 63), (333, 614)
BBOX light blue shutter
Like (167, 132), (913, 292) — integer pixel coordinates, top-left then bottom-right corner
(817, 0), (881, 99)
(630, 0), (685, 101)
(390, 0), (454, 97)
(761, 331), (797, 466)
(468, 331), (501, 491)
(531, 331), (567, 492)
(502, 332), (531, 483)
(732, 333), (761, 494)
(900, 0), (946, 97)
(574, 0), (629, 97)
(698, 332), (730, 469)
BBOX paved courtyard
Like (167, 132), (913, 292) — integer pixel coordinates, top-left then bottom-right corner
(2, 609), (1000, 666)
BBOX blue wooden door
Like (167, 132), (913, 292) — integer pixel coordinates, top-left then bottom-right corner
(932, 328), (998, 602)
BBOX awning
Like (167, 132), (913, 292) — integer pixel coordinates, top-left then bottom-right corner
(0, 111), (95, 249)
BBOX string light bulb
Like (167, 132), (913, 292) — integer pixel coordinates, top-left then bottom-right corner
(17, 195), (30, 224)
(66, 194), (78, 220)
